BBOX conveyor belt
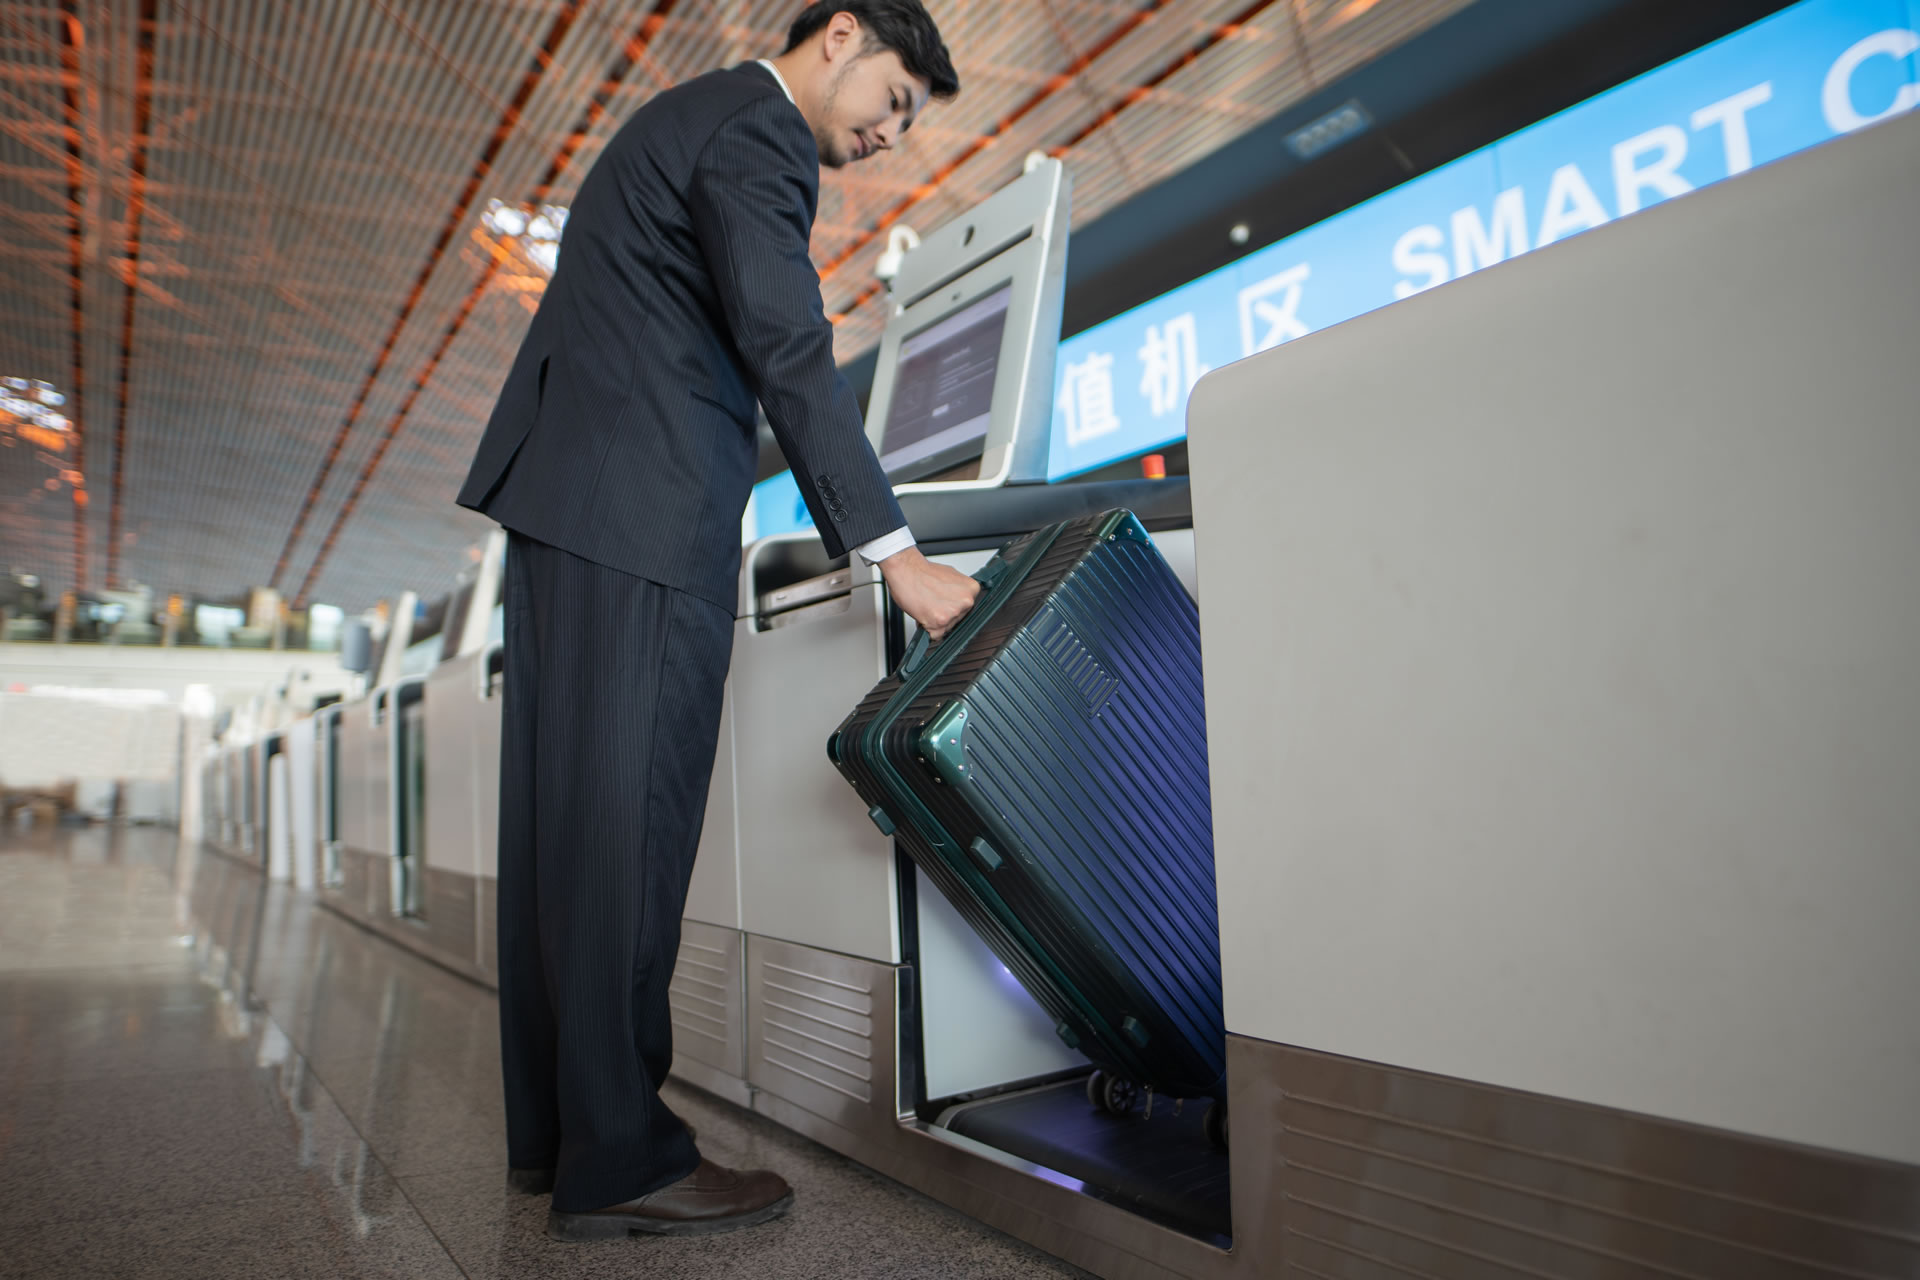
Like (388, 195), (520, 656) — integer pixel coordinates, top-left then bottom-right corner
(938, 1078), (1230, 1246)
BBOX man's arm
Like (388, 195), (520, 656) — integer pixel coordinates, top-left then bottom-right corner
(688, 94), (978, 639)
(686, 95), (901, 558)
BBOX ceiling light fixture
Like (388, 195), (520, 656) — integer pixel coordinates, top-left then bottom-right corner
(480, 199), (569, 277)
(1, 377), (70, 432)
(1, 377), (74, 455)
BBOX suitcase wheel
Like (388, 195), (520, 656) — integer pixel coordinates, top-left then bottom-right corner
(1086, 1069), (1141, 1117)
(1204, 1098), (1229, 1151)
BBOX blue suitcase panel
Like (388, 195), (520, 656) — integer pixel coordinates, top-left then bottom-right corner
(830, 510), (1225, 1100)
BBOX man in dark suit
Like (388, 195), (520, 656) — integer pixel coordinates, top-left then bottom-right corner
(456, 0), (978, 1242)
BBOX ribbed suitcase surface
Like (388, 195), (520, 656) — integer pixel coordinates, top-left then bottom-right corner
(830, 510), (1224, 1100)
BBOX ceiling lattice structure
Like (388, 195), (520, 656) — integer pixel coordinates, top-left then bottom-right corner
(0, 0), (1470, 612)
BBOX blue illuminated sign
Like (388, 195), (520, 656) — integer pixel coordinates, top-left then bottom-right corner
(746, 0), (1920, 534)
(743, 467), (809, 544)
(1045, 0), (1920, 480)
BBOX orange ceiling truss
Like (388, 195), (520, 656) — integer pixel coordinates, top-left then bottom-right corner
(54, 0), (88, 593)
(266, 1), (589, 593)
(0, 0), (1475, 612)
(297, 0), (1288, 602)
(298, 0), (1472, 607)
(104, 0), (155, 590)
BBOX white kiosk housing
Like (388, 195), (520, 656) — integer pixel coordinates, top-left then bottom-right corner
(679, 156), (1229, 1275)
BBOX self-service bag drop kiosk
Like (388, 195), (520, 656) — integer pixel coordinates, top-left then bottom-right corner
(419, 532), (508, 983)
(314, 540), (509, 986)
(324, 592), (428, 941)
(682, 158), (1100, 1121)
(684, 157), (1233, 1270)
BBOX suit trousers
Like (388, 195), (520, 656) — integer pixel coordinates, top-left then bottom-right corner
(496, 531), (735, 1212)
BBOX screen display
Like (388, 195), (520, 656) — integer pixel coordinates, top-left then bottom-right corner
(879, 285), (1011, 479)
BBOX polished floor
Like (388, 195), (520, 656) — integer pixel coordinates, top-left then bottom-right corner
(0, 824), (1092, 1279)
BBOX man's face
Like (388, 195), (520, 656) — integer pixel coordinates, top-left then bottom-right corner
(813, 43), (931, 169)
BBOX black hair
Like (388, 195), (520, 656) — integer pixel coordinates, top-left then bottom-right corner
(783, 1), (960, 101)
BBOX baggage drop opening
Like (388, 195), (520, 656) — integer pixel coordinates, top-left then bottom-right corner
(880, 536), (1231, 1248)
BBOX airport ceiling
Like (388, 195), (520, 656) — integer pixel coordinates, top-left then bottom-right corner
(0, 0), (1473, 613)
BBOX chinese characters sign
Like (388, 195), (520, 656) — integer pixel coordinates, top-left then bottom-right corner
(1044, 0), (1920, 480)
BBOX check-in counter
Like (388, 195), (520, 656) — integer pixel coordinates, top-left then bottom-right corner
(731, 535), (897, 964)
(281, 716), (318, 891)
(205, 743), (252, 860)
(473, 644), (504, 979)
(1186, 111), (1920, 1274)
(329, 675), (424, 924)
(332, 693), (383, 914)
(420, 644), (504, 982)
(678, 475), (1203, 1165)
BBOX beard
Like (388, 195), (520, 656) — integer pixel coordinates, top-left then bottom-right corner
(811, 60), (858, 169)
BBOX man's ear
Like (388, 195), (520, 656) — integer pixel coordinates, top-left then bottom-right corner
(820, 10), (863, 64)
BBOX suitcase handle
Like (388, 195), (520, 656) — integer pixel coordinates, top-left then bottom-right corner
(900, 627), (934, 676)
(899, 554), (1014, 676)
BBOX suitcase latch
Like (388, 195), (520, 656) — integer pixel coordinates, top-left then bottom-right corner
(967, 836), (1003, 873)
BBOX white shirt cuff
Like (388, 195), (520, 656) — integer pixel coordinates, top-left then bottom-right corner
(854, 526), (916, 565)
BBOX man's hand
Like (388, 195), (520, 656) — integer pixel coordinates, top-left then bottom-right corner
(878, 546), (980, 643)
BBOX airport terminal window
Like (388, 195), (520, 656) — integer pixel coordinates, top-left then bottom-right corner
(879, 285), (1011, 482)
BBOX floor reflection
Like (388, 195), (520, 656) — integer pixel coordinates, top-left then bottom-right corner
(0, 826), (1089, 1279)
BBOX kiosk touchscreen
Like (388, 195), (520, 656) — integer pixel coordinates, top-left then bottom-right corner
(863, 156), (1070, 490)
(876, 284), (1012, 481)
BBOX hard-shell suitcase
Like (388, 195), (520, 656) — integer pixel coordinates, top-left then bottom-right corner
(829, 509), (1225, 1110)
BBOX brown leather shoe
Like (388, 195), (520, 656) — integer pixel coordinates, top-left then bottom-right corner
(547, 1159), (793, 1240)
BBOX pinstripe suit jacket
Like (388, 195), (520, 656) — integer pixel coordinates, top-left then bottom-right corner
(457, 62), (904, 611)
